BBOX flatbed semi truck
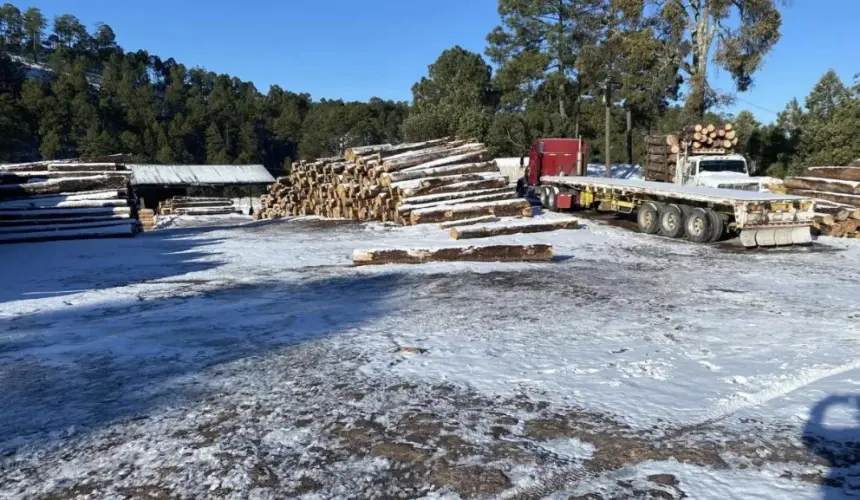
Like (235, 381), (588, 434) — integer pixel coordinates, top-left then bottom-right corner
(514, 138), (815, 247)
(539, 176), (814, 247)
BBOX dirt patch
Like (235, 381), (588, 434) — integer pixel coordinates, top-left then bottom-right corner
(370, 443), (428, 462)
(430, 462), (512, 497)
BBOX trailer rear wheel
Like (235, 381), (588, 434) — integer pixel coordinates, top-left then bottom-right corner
(659, 204), (686, 238)
(637, 202), (662, 234)
(685, 208), (712, 243)
(706, 209), (725, 243)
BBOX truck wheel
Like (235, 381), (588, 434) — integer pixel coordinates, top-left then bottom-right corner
(637, 202), (662, 234)
(539, 187), (549, 208)
(659, 204), (686, 238)
(706, 209), (725, 243)
(548, 188), (558, 211)
(685, 208), (712, 243)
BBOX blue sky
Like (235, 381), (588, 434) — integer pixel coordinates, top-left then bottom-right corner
(28, 0), (859, 122)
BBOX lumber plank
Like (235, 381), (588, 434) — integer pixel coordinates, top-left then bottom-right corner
(410, 199), (533, 225)
(800, 166), (860, 182)
(352, 244), (554, 266)
(0, 222), (137, 244)
(449, 218), (581, 240)
(438, 215), (499, 229)
(784, 189), (860, 208)
(0, 175), (129, 199)
(784, 177), (860, 195)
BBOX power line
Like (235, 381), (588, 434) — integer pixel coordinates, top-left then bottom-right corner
(732, 96), (781, 116)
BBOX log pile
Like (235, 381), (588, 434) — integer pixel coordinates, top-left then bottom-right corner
(644, 123), (739, 183)
(0, 155), (140, 244)
(786, 165), (860, 238)
(158, 196), (240, 216)
(644, 136), (678, 183)
(255, 138), (529, 225)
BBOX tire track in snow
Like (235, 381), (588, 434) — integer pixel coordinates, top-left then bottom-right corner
(688, 358), (860, 431)
(507, 360), (860, 499)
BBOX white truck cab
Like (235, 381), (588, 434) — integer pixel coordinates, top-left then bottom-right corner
(676, 151), (764, 192)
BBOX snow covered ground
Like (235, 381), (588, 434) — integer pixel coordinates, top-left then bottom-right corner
(1, 214), (859, 499)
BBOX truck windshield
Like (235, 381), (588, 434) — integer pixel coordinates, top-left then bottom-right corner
(698, 160), (747, 174)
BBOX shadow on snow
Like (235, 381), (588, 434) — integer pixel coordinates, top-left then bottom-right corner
(803, 394), (860, 499)
(0, 270), (401, 454)
(0, 225), (235, 304)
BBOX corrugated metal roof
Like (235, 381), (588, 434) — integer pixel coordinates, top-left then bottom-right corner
(129, 164), (274, 186)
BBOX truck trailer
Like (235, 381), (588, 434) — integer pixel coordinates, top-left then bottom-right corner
(517, 138), (815, 247)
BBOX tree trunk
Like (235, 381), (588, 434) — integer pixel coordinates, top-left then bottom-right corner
(398, 177), (509, 199)
(398, 190), (516, 214)
(438, 215), (498, 229)
(409, 198), (532, 225)
(800, 167), (860, 182)
(626, 107), (633, 165)
(383, 161), (498, 185)
(352, 244), (553, 266)
(449, 218), (580, 240)
(605, 86), (612, 178)
(396, 187), (512, 207)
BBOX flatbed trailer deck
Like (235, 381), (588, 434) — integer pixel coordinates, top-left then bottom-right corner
(539, 175), (815, 247)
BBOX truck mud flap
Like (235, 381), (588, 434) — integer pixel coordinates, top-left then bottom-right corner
(740, 227), (813, 248)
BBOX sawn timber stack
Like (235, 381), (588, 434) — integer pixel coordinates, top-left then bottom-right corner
(255, 139), (530, 225)
(0, 155), (141, 244)
(785, 165), (860, 238)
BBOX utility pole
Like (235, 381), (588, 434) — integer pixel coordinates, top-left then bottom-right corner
(604, 85), (612, 178)
(626, 107), (633, 165)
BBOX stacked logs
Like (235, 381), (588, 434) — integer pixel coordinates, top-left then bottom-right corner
(644, 136), (677, 183)
(256, 139), (532, 226)
(0, 155), (140, 244)
(677, 123), (739, 152)
(158, 196), (240, 216)
(785, 165), (860, 238)
(644, 123), (739, 183)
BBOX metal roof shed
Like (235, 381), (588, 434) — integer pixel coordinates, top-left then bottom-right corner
(129, 164), (274, 186)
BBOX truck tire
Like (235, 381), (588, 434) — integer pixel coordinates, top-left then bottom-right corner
(539, 187), (549, 209)
(637, 202), (662, 234)
(659, 204), (686, 238)
(706, 209), (725, 243)
(548, 187), (558, 211)
(685, 208), (712, 243)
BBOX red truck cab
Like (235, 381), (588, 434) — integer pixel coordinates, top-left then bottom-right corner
(525, 138), (588, 185)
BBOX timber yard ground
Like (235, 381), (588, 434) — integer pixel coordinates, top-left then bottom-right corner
(1, 213), (860, 500)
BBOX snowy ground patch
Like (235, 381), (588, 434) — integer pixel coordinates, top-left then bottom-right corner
(1, 214), (859, 499)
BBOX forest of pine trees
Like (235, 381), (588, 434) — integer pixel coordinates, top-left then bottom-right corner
(0, 1), (858, 177)
(0, 3), (409, 172)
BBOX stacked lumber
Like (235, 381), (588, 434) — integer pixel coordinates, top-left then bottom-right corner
(158, 196), (240, 216)
(786, 165), (860, 238)
(0, 156), (140, 244)
(139, 209), (155, 230)
(256, 138), (530, 225)
(352, 244), (554, 266)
